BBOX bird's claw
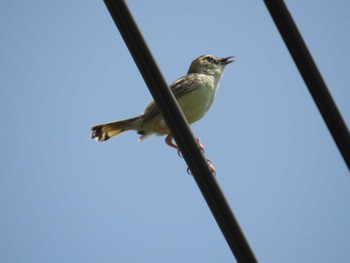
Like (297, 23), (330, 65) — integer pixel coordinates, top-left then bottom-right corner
(166, 135), (215, 175)
(206, 158), (216, 175)
(186, 159), (216, 176)
(195, 137), (205, 154)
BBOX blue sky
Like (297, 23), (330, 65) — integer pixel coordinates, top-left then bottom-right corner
(1, 1), (350, 262)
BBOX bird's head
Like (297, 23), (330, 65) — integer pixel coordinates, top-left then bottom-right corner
(187, 54), (235, 76)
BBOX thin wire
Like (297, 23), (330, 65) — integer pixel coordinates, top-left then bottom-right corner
(103, 0), (258, 262)
(264, 0), (350, 172)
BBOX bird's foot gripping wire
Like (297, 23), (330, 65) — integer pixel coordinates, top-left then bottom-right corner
(195, 137), (205, 153)
(186, 158), (216, 175)
(205, 158), (216, 175)
(165, 134), (216, 175)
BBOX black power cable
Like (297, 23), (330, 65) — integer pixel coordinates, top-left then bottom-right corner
(103, 0), (258, 262)
(264, 0), (350, 172)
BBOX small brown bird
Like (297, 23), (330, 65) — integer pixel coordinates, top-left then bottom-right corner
(91, 54), (234, 149)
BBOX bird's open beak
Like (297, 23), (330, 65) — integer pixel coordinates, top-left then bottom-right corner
(221, 56), (235, 65)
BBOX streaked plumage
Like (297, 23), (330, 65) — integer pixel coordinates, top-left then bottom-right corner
(91, 54), (234, 143)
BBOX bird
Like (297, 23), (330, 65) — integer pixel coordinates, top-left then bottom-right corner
(91, 54), (234, 150)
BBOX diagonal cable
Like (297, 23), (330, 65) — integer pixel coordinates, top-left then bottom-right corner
(264, 0), (350, 172)
(103, 0), (258, 262)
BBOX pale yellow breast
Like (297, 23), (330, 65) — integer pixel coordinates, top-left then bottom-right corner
(177, 76), (217, 124)
(150, 74), (221, 135)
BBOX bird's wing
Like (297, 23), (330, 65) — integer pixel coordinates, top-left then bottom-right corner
(142, 74), (198, 122)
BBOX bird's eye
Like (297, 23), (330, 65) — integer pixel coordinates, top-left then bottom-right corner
(206, 56), (214, 61)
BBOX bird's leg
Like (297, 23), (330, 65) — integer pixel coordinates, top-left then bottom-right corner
(195, 137), (215, 174)
(195, 137), (216, 175)
(165, 135), (205, 153)
(165, 134), (216, 175)
(165, 134), (184, 157)
(165, 134), (178, 149)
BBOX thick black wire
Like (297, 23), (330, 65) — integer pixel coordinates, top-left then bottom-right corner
(264, 0), (350, 172)
(103, 0), (257, 262)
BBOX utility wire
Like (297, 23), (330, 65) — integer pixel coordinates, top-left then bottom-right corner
(264, 0), (350, 172)
(103, 0), (258, 262)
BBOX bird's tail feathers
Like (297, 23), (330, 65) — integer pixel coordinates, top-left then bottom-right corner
(91, 116), (142, 142)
